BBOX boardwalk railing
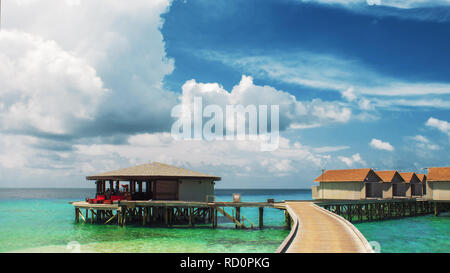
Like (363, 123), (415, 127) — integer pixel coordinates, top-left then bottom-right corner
(276, 202), (374, 253)
(275, 204), (299, 253)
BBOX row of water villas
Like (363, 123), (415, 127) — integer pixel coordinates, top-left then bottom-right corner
(312, 167), (450, 201)
(311, 167), (450, 221)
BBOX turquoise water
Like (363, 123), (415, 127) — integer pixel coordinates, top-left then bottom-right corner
(355, 214), (450, 253)
(0, 188), (308, 253)
(0, 188), (448, 253)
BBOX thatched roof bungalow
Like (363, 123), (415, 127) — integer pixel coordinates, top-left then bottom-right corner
(426, 167), (450, 201)
(312, 168), (382, 200)
(87, 162), (221, 202)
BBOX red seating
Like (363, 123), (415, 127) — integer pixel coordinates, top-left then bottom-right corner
(87, 194), (125, 204)
(110, 195), (124, 201)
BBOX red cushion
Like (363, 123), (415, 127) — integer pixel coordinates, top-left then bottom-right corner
(96, 195), (105, 200)
(111, 195), (122, 201)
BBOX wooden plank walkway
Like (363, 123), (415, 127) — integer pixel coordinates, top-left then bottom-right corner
(277, 202), (374, 253)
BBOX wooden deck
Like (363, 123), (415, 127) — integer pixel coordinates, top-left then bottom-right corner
(71, 200), (276, 208)
(70, 200), (276, 228)
(277, 202), (374, 253)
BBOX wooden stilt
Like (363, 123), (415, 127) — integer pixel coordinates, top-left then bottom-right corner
(75, 208), (79, 223)
(189, 208), (193, 226)
(235, 207), (241, 229)
(434, 203), (440, 216)
(143, 207), (147, 226)
(164, 207), (168, 226)
(213, 208), (218, 228)
(79, 210), (86, 222)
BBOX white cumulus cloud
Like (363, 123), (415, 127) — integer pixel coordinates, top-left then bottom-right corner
(425, 117), (450, 136)
(370, 138), (394, 151)
(179, 75), (352, 131)
(338, 153), (366, 167)
(0, 31), (107, 135)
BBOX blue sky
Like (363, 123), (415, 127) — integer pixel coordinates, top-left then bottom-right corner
(162, 0), (450, 170)
(0, 0), (449, 188)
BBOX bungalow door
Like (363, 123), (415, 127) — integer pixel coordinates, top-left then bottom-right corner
(154, 180), (179, 200)
(393, 184), (398, 196)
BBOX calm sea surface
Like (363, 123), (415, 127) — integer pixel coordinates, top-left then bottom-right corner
(0, 188), (448, 253)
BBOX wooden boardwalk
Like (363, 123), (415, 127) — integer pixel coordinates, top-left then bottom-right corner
(277, 202), (374, 253)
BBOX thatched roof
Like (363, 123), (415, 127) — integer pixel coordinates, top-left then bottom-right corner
(86, 162), (221, 181)
(427, 167), (450, 182)
(313, 168), (377, 182)
(375, 170), (403, 183)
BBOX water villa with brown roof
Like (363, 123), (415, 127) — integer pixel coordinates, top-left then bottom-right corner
(375, 170), (405, 199)
(426, 167), (450, 201)
(417, 174), (427, 195)
(72, 162), (277, 230)
(312, 168), (432, 200)
(312, 168), (383, 200)
(87, 162), (221, 202)
(399, 172), (422, 197)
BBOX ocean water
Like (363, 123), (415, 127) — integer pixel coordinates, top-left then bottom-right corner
(355, 215), (450, 253)
(0, 188), (310, 253)
(0, 188), (448, 253)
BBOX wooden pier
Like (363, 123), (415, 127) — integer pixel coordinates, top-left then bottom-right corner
(276, 202), (374, 253)
(71, 200), (274, 229)
(71, 198), (449, 253)
(315, 199), (448, 222)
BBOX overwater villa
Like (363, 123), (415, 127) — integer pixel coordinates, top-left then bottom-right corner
(86, 162), (221, 203)
(73, 162), (275, 229)
(417, 174), (427, 195)
(312, 168), (431, 200)
(312, 168), (382, 200)
(374, 170), (405, 199)
(426, 167), (450, 201)
(399, 172), (422, 197)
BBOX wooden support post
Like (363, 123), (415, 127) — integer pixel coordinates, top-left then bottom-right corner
(235, 207), (241, 229)
(153, 207), (157, 223)
(143, 207), (147, 226)
(75, 208), (79, 223)
(189, 208), (193, 226)
(259, 207), (264, 229)
(347, 205), (352, 222)
(434, 203), (440, 216)
(212, 208), (217, 228)
(164, 207), (169, 226)
(209, 207), (213, 224)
